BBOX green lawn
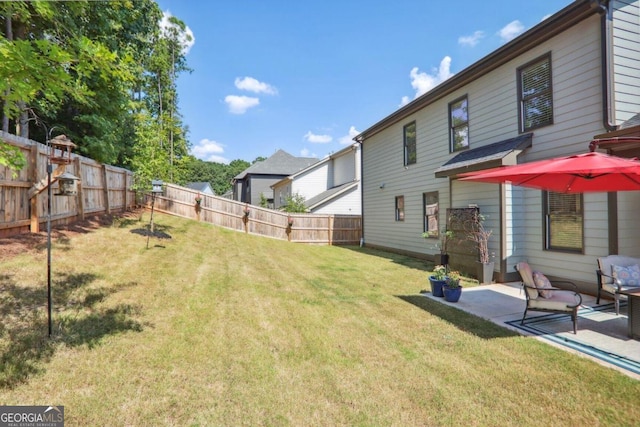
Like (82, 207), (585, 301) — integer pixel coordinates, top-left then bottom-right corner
(1, 211), (638, 426)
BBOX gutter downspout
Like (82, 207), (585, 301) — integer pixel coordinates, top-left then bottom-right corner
(355, 136), (365, 247)
(596, 0), (619, 255)
(597, 0), (616, 132)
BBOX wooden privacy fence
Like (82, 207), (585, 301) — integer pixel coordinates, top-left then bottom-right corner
(149, 183), (362, 245)
(0, 131), (136, 237)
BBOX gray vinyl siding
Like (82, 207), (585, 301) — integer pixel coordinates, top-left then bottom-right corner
(250, 176), (280, 205)
(612, 0), (640, 125)
(617, 192), (640, 257)
(450, 180), (500, 270)
(362, 6), (640, 285)
(363, 15), (604, 263)
(512, 188), (612, 285)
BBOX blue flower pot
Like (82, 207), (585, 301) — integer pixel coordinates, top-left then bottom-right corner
(443, 286), (462, 302)
(429, 276), (446, 297)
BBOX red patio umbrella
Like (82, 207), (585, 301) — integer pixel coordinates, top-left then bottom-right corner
(458, 152), (640, 193)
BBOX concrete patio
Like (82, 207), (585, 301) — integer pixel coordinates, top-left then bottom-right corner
(421, 282), (640, 380)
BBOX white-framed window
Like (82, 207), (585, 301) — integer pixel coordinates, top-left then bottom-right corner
(423, 192), (439, 235)
(403, 121), (417, 166)
(395, 195), (405, 221)
(544, 191), (583, 253)
(518, 53), (553, 132)
(449, 96), (468, 152)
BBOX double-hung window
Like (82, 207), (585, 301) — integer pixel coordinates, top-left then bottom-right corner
(403, 121), (417, 166)
(449, 96), (469, 152)
(518, 53), (553, 132)
(544, 191), (583, 252)
(423, 192), (439, 235)
(395, 196), (405, 221)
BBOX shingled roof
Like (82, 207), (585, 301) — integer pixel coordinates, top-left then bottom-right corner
(234, 149), (317, 179)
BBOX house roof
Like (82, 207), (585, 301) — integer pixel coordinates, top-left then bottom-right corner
(185, 182), (213, 193)
(355, 0), (599, 142)
(434, 133), (533, 178)
(305, 181), (359, 210)
(234, 149), (318, 180)
(271, 143), (359, 188)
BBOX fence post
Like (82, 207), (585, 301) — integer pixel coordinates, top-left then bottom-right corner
(28, 143), (40, 232)
(243, 204), (250, 233)
(75, 157), (85, 221)
(328, 215), (334, 245)
(102, 164), (110, 214)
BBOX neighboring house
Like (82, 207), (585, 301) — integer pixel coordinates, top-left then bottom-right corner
(232, 149), (317, 206)
(355, 0), (640, 289)
(272, 143), (361, 214)
(185, 182), (215, 196)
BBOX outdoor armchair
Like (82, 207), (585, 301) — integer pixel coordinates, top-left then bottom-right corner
(596, 255), (640, 315)
(515, 261), (583, 334)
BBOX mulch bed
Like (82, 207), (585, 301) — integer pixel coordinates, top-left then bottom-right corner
(0, 209), (145, 260)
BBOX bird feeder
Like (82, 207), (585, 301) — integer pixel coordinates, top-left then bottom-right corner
(49, 134), (77, 165)
(152, 180), (164, 194)
(55, 171), (80, 196)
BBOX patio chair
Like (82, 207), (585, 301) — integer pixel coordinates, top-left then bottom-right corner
(596, 255), (640, 315)
(514, 261), (583, 334)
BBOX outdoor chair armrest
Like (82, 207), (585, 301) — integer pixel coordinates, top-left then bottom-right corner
(548, 280), (579, 291)
(554, 288), (583, 305)
(597, 269), (615, 281)
(522, 284), (582, 305)
(596, 270), (624, 290)
(523, 283), (565, 292)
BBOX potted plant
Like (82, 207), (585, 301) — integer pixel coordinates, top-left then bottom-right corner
(443, 270), (462, 302)
(428, 264), (447, 297)
(466, 213), (494, 284)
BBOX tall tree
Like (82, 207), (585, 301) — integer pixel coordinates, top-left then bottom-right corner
(0, 0), (193, 184)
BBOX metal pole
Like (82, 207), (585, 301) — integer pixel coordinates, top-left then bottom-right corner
(47, 162), (52, 337)
(43, 124), (53, 338)
(147, 193), (155, 249)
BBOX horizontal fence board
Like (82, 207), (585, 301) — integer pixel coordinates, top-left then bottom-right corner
(0, 131), (136, 237)
(148, 184), (362, 245)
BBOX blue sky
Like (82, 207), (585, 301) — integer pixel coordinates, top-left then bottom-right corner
(154, 0), (572, 164)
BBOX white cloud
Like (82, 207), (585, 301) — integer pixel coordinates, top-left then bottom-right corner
(191, 138), (229, 164)
(225, 95), (260, 114)
(160, 11), (195, 55)
(304, 131), (332, 144)
(401, 57), (453, 106)
(458, 30), (485, 47)
(499, 20), (525, 43)
(339, 126), (360, 145)
(234, 77), (278, 95)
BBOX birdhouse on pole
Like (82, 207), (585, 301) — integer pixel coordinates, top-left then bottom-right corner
(49, 134), (77, 164)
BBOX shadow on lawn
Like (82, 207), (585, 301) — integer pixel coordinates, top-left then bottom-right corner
(0, 272), (144, 389)
(397, 294), (518, 340)
(339, 246), (431, 272)
(130, 223), (173, 240)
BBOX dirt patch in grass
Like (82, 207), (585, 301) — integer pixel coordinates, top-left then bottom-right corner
(0, 209), (145, 259)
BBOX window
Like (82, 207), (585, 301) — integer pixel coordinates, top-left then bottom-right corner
(518, 53), (553, 132)
(403, 121), (416, 165)
(395, 196), (405, 221)
(544, 191), (583, 252)
(423, 192), (439, 235)
(449, 96), (468, 152)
